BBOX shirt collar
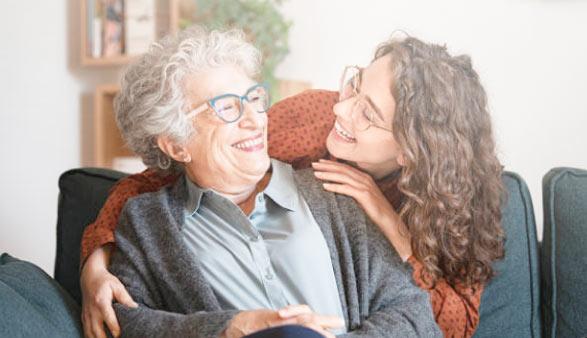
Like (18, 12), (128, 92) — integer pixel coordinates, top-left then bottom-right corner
(263, 159), (299, 212)
(185, 176), (205, 215)
(184, 158), (299, 215)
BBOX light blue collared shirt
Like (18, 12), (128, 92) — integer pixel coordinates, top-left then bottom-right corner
(181, 159), (345, 330)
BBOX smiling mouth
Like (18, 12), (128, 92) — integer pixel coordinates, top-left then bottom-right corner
(232, 134), (264, 151)
(334, 121), (356, 142)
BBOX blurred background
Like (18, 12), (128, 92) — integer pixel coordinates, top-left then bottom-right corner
(1, 0), (586, 275)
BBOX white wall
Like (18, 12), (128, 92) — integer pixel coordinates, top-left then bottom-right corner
(276, 0), (587, 239)
(0, 0), (119, 275)
(1, 0), (586, 275)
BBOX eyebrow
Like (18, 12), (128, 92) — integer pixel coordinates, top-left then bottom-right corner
(357, 68), (385, 121)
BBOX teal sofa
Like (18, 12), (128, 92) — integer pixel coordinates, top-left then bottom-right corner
(1, 166), (586, 337)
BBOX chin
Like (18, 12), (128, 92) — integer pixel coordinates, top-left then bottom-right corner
(247, 154), (271, 176)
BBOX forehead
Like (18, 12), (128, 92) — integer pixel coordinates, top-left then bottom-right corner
(360, 54), (396, 121)
(184, 66), (255, 106)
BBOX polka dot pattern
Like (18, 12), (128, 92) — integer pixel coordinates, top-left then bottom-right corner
(409, 256), (482, 337)
(80, 89), (481, 336)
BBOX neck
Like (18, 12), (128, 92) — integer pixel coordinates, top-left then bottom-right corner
(186, 170), (265, 205)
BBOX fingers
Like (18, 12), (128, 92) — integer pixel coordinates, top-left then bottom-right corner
(314, 170), (364, 190)
(312, 162), (374, 191)
(314, 160), (372, 181)
(90, 315), (107, 338)
(101, 303), (120, 337)
(305, 313), (345, 329)
(112, 282), (138, 308)
(278, 304), (313, 319)
(322, 182), (363, 202)
(82, 309), (93, 338)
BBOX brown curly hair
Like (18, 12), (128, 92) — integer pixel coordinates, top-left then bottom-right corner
(375, 37), (506, 288)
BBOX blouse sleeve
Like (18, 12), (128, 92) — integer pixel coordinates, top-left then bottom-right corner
(79, 169), (179, 266)
(407, 255), (483, 338)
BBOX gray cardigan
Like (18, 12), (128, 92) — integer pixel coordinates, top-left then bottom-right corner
(110, 168), (441, 337)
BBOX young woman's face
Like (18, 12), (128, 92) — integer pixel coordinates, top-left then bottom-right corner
(326, 54), (404, 179)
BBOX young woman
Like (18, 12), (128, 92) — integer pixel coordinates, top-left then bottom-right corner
(80, 35), (505, 338)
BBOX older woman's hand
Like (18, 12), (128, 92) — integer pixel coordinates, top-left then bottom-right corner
(312, 159), (412, 261)
(222, 305), (344, 338)
(80, 245), (138, 338)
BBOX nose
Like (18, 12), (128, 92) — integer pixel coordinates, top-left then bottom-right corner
(238, 101), (266, 129)
(333, 96), (355, 122)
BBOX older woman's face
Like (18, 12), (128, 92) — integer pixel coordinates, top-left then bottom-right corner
(183, 66), (270, 191)
(326, 54), (404, 179)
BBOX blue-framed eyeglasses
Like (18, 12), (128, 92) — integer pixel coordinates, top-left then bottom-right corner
(186, 83), (271, 123)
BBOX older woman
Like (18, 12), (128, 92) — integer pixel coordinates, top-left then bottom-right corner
(83, 26), (439, 338)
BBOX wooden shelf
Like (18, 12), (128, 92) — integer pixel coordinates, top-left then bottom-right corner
(93, 84), (135, 168)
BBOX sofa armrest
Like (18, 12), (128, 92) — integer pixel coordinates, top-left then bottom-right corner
(55, 167), (129, 305)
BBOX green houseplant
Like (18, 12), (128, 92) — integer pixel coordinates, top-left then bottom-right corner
(180, 0), (291, 101)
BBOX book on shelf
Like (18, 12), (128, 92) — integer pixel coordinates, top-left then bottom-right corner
(125, 0), (156, 56)
(102, 0), (124, 57)
(86, 0), (103, 58)
(86, 0), (162, 60)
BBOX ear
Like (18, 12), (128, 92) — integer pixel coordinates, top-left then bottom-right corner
(157, 135), (189, 163)
(397, 153), (407, 167)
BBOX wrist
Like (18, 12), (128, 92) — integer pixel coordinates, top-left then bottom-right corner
(380, 212), (412, 261)
(221, 312), (243, 338)
(83, 244), (113, 274)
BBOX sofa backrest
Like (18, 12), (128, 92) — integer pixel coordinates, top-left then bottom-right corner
(56, 169), (543, 338)
(541, 167), (587, 338)
(473, 172), (541, 338)
(55, 168), (128, 305)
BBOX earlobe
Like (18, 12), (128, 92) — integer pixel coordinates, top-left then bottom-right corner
(397, 153), (407, 167)
(157, 135), (189, 163)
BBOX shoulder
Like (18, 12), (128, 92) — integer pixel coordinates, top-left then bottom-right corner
(119, 176), (186, 232)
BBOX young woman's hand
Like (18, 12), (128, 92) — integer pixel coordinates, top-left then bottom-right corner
(80, 245), (138, 338)
(221, 305), (344, 338)
(312, 159), (412, 260)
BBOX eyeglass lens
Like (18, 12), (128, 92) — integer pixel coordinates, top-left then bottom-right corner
(212, 85), (270, 122)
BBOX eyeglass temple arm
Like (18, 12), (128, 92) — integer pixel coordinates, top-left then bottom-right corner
(186, 103), (209, 119)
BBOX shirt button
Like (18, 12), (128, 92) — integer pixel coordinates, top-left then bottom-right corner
(250, 235), (260, 242)
(265, 273), (274, 280)
(257, 195), (263, 202)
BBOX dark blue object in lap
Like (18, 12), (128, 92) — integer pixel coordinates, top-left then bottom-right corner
(244, 325), (325, 338)
(0, 253), (83, 338)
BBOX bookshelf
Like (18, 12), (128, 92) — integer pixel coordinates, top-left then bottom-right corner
(81, 0), (182, 66)
(93, 84), (134, 168)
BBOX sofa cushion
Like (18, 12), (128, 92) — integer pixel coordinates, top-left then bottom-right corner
(0, 253), (83, 337)
(473, 172), (541, 338)
(542, 167), (587, 338)
(55, 168), (128, 305)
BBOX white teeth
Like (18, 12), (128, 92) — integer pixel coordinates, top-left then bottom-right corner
(233, 136), (263, 149)
(335, 121), (356, 142)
